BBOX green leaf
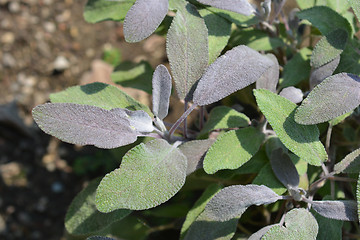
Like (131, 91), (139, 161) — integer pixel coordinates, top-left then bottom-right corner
(296, 6), (353, 36)
(206, 6), (259, 27)
(65, 178), (131, 235)
(198, 8), (231, 64)
(197, 0), (255, 16)
(337, 38), (360, 75)
(111, 61), (153, 94)
(334, 148), (360, 174)
(312, 211), (343, 240)
(198, 106), (250, 138)
(309, 55), (340, 89)
(349, 0), (360, 21)
(296, 0), (316, 9)
(203, 127), (264, 174)
(233, 148), (268, 175)
(254, 89), (327, 166)
(95, 139), (187, 212)
(180, 184), (222, 239)
(329, 111), (353, 126)
(357, 173), (360, 225)
(252, 162), (287, 195)
(320, 0), (351, 14)
(280, 48), (312, 88)
(311, 29), (348, 68)
(87, 237), (115, 240)
(262, 209), (318, 240)
(50, 82), (152, 116)
(167, 0), (209, 100)
(256, 54), (280, 93)
(83, 0), (135, 23)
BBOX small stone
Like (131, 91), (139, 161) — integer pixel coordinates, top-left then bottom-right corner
(0, 215), (5, 233)
(51, 182), (64, 193)
(1, 32), (15, 44)
(53, 56), (70, 71)
(8, 2), (20, 13)
(2, 53), (16, 68)
(43, 0), (53, 5)
(43, 21), (56, 33)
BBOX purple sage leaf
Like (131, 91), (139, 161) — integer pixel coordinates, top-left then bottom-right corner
(152, 64), (172, 120)
(279, 87), (304, 104)
(197, 0), (255, 16)
(309, 55), (340, 90)
(311, 200), (358, 221)
(256, 53), (279, 93)
(123, 109), (154, 134)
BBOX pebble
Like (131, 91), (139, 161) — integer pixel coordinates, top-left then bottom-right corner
(53, 56), (70, 71)
(43, 21), (56, 33)
(2, 53), (16, 68)
(8, 2), (20, 13)
(1, 32), (15, 45)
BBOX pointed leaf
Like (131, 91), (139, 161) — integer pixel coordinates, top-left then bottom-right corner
(279, 87), (303, 104)
(254, 89), (327, 166)
(349, 0), (360, 22)
(95, 139), (187, 212)
(311, 200), (358, 221)
(123, 0), (168, 42)
(179, 139), (215, 175)
(262, 208), (318, 240)
(198, 106), (250, 138)
(270, 149), (299, 189)
(204, 6), (259, 27)
(123, 109), (154, 134)
(312, 210), (343, 240)
(252, 162), (287, 195)
(248, 225), (277, 240)
(310, 29), (348, 69)
(309, 55), (340, 89)
(152, 64), (172, 120)
(193, 45), (273, 106)
(65, 178), (131, 235)
(167, 0), (208, 100)
(256, 54), (279, 93)
(295, 73), (360, 125)
(329, 110), (353, 126)
(197, 0), (255, 16)
(334, 148), (360, 174)
(203, 127), (265, 174)
(203, 185), (281, 222)
(32, 103), (137, 149)
(50, 82), (152, 115)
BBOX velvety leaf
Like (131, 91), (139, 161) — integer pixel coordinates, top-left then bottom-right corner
(87, 237), (115, 240)
(123, 0), (168, 42)
(279, 87), (303, 104)
(254, 89), (327, 166)
(296, 0), (315, 9)
(310, 29), (348, 69)
(180, 184), (222, 239)
(309, 55), (340, 90)
(295, 73), (360, 125)
(232, 149), (267, 175)
(256, 54), (279, 93)
(152, 65), (172, 120)
(252, 162), (287, 195)
(320, 0), (350, 14)
(280, 48), (312, 88)
(311, 200), (358, 221)
(334, 148), (360, 174)
(203, 127), (264, 174)
(262, 208), (318, 240)
(248, 224), (276, 240)
(312, 211), (343, 240)
(329, 110), (353, 126)
(123, 109), (154, 134)
(337, 38), (360, 75)
(193, 45), (273, 106)
(65, 178), (131, 235)
(167, 0), (208, 100)
(179, 139), (216, 175)
(204, 6), (259, 27)
(95, 139), (187, 212)
(32, 103), (138, 149)
(198, 106), (250, 138)
(83, 0), (135, 23)
(203, 185), (280, 221)
(357, 174), (360, 225)
(296, 6), (353, 36)
(198, 8), (231, 64)
(50, 82), (152, 115)
(197, 0), (255, 16)
(270, 148), (299, 189)
(111, 61), (153, 94)
(349, 0), (360, 21)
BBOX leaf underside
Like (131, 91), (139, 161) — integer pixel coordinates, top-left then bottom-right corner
(311, 200), (358, 221)
(256, 53), (280, 93)
(309, 55), (340, 90)
(279, 87), (304, 104)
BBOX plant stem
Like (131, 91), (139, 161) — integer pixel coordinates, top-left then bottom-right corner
(199, 106), (205, 130)
(269, 0), (287, 25)
(184, 100), (188, 138)
(169, 103), (197, 137)
(326, 124), (333, 156)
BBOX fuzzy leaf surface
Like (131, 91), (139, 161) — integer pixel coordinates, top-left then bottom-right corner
(198, 106), (250, 138)
(334, 148), (360, 173)
(204, 6), (259, 27)
(279, 87), (303, 104)
(313, 211), (343, 240)
(167, 0), (208, 100)
(203, 127), (264, 174)
(357, 174), (360, 225)
(262, 208), (318, 240)
(50, 82), (152, 115)
(256, 54), (279, 93)
(311, 200), (358, 221)
(87, 237), (115, 240)
(197, 0), (254, 16)
(295, 73), (360, 125)
(311, 29), (348, 68)
(95, 139), (187, 212)
(65, 178), (131, 235)
(329, 110), (353, 126)
(254, 89), (327, 166)
(349, 0), (360, 21)
(123, 109), (154, 134)
(270, 149), (299, 189)
(310, 55), (340, 89)
(252, 162), (287, 195)
(32, 103), (137, 149)
(123, 0), (168, 42)
(152, 65), (172, 120)
(337, 38), (360, 75)
(248, 224), (276, 240)
(193, 45), (273, 106)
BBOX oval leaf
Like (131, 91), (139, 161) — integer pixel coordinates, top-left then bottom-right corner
(334, 148), (360, 174)
(95, 139), (187, 212)
(152, 64), (172, 120)
(123, 109), (154, 134)
(124, 0), (168, 42)
(311, 200), (358, 221)
(167, 0), (209, 100)
(295, 73), (360, 125)
(193, 45), (273, 106)
(256, 53), (280, 93)
(309, 55), (340, 90)
(197, 0), (255, 16)
(312, 210), (343, 240)
(248, 224), (277, 240)
(87, 237), (115, 240)
(32, 103), (137, 149)
(279, 87), (304, 104)
(254, 89), (327, 166)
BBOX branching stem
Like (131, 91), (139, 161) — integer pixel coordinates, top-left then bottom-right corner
(169, 103), (197, 137)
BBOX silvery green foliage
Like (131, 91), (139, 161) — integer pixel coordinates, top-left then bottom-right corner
(32, 103), (138, 149)
(123, 109), (154, 134)
(248, 224), (277, 240)
(279, 87), (304, 104)
(193, 45), (273, 106)
(311, 200), (358, 221)
(295, 73), (360, 125)
(152, 64), (172, 120)
(197, 0), (255, 16)
(270, 149), (299, 189)
(123, 0), (168, 42)
(309, 56), (340, 90)
(256, 53), (279, 93)
(334, 148), (360, 174)
(202, 185), (281, 222)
